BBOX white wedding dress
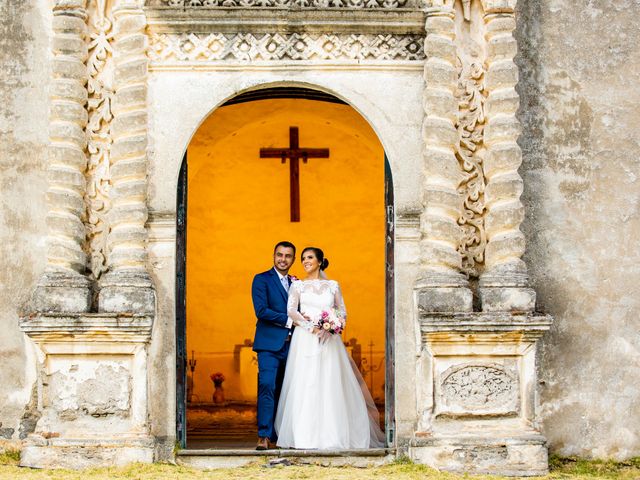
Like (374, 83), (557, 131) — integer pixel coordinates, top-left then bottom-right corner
(274, 279), (385, 449)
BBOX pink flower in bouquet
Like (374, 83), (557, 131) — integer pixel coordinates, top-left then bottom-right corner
(317, 308), (344, 335)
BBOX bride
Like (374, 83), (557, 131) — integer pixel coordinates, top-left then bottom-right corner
(274, 247), (384, 449)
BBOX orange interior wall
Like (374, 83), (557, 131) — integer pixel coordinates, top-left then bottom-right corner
(186, 98), (386, 403)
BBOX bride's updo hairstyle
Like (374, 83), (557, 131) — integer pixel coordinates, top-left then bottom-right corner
(301, 247), (329, 271)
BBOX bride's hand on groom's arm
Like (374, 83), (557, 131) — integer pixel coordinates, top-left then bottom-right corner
(292, 314), (312, 327)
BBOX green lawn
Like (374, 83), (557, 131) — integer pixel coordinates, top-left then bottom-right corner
(1, 452), (639, 480)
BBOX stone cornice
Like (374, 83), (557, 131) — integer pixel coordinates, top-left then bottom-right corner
(145, 7), (425, 34)
(20, 313), (154, 343)
(420, 312), (552, 336)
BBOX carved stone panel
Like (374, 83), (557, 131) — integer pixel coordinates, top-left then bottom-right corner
(436, 361), (519, 417)
(148, 32), (424, 63)
(45, 359), (131, 421)
(147, 0), (415, 8)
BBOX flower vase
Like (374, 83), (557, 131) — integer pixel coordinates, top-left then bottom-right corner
(212, 382), (224, 404)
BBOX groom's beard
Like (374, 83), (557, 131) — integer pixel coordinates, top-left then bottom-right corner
(274, 264), (291, 275)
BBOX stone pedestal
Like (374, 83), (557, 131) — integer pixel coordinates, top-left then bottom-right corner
(479, 270), (536, 313)
(410, 312), (552, 476)
(414, 273), (473, 313)
(31, 272), (92, 313)
(18, 313), (155, 469)
(98, 271), (156, 314)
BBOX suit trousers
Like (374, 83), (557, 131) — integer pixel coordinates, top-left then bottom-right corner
(256, 340), (290, 440)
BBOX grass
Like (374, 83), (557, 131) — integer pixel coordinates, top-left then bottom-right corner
(0, 453), (638, 479)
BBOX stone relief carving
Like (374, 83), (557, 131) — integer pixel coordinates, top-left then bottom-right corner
(441, 363), (518, 411)
(149, 0), (411, 8)
(148, 32), (424, 62)
(455, 55), (487, 277)
(85, 0), (114, 280)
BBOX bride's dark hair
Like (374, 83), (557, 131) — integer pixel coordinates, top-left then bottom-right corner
(301, 247), (329, 271)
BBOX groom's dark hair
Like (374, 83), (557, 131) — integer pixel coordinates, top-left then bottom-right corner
(274, 241), (296, 254)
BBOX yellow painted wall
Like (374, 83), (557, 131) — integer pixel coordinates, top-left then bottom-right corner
(186, 98), (386, 403)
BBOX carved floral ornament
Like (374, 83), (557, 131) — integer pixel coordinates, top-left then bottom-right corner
(455, 57), (487, 276)
(85, 0), (114, 280)
(440, 363), (519, 411)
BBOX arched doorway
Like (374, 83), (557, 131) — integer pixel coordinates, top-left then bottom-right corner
(175, 87), (394, 449)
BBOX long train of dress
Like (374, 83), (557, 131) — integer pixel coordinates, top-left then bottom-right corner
(274, 279), (384, 449)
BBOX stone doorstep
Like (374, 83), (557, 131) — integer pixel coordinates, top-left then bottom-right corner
(177, 447), (395, 469)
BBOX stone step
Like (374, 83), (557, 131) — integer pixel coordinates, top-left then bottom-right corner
(177, 447), (396, 469)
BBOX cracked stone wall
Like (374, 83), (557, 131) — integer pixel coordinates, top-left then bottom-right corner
(0, 0), (638, 459)
(0, 0), (49, 444)
(516, 0), (640, 459)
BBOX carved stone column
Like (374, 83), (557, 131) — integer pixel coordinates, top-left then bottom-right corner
(98, 0), (155, 314)
(478, 0), (535, 312)
(409, 2), (553, 475)
(416, 0), (472, 313)
(32, 0), (92, 313)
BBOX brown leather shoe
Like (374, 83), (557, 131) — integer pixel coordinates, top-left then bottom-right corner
(256, 437), (269, 450)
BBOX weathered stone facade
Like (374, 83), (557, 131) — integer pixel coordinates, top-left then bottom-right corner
(1, 0), (639, 473)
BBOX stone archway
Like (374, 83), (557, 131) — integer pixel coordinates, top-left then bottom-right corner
(173, 86), (396, 449)
(19, 0), (553, 474)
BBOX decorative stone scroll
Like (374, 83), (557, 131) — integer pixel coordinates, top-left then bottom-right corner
(454, 2), (488, 277)
(148, 32), (424, 62)
(85, 0), (115, 280)
(148, 0), (411, 8)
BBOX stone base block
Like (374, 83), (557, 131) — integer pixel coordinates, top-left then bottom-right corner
(416, 287), (473, 313)
(410, 434), (548, 476)
(99, 272), (155, 314)
(479, 287), (536, 312)
(32, 273), (91, 313)
(20, 436), (155, 469)
(99, 285), (156, 314)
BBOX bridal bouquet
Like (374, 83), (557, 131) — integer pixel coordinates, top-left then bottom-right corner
(315, 308), (345, 335)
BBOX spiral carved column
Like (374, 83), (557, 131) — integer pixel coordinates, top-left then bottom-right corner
(415, 0), (472, 313)
(478, 0), (535, 311)
(33, 0), (92, 313)
(98, 0), (155, 314)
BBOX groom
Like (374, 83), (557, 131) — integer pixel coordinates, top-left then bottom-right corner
(251, 241), (296, 450)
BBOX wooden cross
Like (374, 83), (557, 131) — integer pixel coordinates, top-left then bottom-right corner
(260, 126), (330, 222)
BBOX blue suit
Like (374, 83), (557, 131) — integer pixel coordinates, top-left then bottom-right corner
(251, 268), (292, 440)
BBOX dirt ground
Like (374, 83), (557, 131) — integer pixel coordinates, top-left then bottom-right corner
(1, 452), (639, 480)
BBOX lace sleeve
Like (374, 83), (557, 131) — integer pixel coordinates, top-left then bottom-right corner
(287, 282), (315, 332)
(333, 281), (347, 327)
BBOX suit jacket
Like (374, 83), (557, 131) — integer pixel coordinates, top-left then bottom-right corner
(251, 268), (291, 352)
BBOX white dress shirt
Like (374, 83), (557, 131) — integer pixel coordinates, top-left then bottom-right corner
(274, 268), (294, 330)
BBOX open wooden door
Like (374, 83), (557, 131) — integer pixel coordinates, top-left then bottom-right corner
(176, 154), (188, 448)
(384, 155), (395, 447)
